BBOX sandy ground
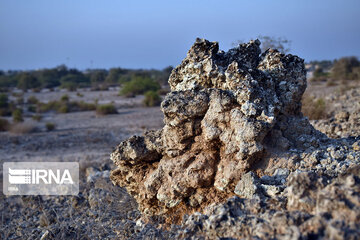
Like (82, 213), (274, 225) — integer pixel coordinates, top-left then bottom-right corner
(1, 89), (164, 193)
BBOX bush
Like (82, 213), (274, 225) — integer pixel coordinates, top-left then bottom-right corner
(60, 81), (77, 91)
(310, 68), (330, 83)
(119, 77), (160, 97)
(57, 104), (69, 113)
(17, 73), (41, 91)
(60, 73), (90, 91)
(60, 94), (69, 102)
(32, 114), (42, 121)
(36, 99), (96, 114)
(70, 101), (96, 111)
(332, 56), (360, 81)
(36, 101), (62, 113)
(9, 122), (37, 134)
(12, 109), (23, 122)
(27, 96), (39, 104)
(0, 118), (9, 131)
(302, 95), (327, 120)
(45, 122), (56, 131)
(143, 91), (161, 107)
(96, 104), (117, 115)
(28, 105), (37, 112)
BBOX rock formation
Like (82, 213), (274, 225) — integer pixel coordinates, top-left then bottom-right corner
(110, 38), (360, 234)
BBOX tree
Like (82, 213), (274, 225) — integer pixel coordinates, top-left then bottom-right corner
(60, 73), (90, 90)
(258, 35), (291, 54)
(119, 76), (160, 97)
(105, 68), (127, 85)
(37, 68), (61, 88)
(17, 73), (41, 91)
(332, 56), (360, 80)
(232, 35), (291, 54)
(89, 69), (107, 87)
(12, 109), (23, 122)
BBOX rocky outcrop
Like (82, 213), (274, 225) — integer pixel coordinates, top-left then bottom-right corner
(110, 38), (360, 231)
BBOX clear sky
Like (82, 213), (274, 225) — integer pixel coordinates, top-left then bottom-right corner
(1, 0), (359, 70)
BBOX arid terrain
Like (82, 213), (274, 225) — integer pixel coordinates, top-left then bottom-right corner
(1, 47), (360, 239)
(0, 85), (359, 239)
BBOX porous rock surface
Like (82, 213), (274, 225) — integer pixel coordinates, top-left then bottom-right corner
(110, 38), (360, 237)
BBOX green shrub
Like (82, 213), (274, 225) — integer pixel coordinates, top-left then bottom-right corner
(119, 77), (160, 97)
(0, 118), (9, 131)
(310, 68), (331, 83)
(28, 105), (37, 112)
(17, 73), (41, 91)
(32, 114), (42, 121)
(12, 109), (23, 122)
(70, 101), (96, 111)
(57, 104), (69, 113)
(45, 122), (56, 131)
(27, 96), (39, 104)
(96, 104), (117, 115)
(36, 100), (96, 114)
(143, 91), (162, 107)
(36, 101), (61, 113)
(60, 81), (77, 91)
(60, 94), (69, 102)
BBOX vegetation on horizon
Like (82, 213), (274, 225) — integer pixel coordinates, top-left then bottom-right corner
(0, 65), (173, 92)
(119, 77), (160, 97)
(309, 56), (360, 83)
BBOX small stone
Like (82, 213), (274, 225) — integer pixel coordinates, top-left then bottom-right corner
(234, 172), (262, 199)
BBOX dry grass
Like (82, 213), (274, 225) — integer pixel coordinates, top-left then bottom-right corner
(302, 94), (328, 120)
(96, 104), (118, 115)
(9, 122), (37, 134)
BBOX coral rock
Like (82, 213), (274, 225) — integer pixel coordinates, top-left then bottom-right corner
(110, 38), (330, 221)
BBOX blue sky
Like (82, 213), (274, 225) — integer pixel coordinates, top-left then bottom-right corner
(0, 0), (359, 70)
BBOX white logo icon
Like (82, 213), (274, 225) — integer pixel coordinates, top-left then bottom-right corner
(8, 168), (31, 184)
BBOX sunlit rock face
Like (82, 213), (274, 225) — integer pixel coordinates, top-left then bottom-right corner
(110, 38), (327, 221)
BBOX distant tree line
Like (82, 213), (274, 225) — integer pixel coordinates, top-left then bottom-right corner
(0, 65), (173, 92)
(309, 56), (360, 83)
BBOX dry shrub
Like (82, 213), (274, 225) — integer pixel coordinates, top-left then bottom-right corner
(96, 104), (117, 115)
(302, 95), (327, 120)
(0, 118), (9, 131)
(326, 79), (338, 86)
(9, 122), (37, 134)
